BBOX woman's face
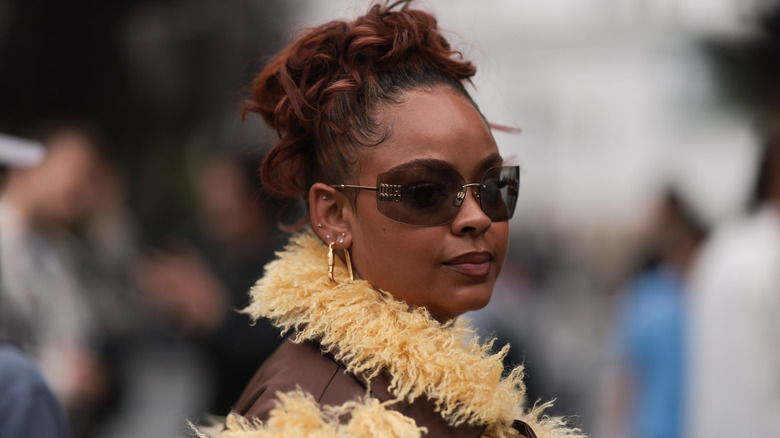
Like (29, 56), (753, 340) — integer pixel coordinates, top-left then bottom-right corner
(344, 86), (510, 322)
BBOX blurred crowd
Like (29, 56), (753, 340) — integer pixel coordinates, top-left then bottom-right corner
(0, 121), (286, 437)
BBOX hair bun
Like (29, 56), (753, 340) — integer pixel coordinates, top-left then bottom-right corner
(243, 1), (477, 229)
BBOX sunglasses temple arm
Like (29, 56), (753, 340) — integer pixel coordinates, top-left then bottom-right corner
(331, 184), (379, 191)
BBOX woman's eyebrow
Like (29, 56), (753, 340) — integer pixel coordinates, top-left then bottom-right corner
(385, 153), (503, 175)
(475, 153), (504, 174)
(386, 158), (454, 172)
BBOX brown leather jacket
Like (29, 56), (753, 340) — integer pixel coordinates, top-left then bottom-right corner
(233, 339), (536, 438)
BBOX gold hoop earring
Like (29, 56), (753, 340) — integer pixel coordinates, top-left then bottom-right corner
(345, 247), (354, 282)
(328, 242), (336, 283)
(328, 242), (354, 284)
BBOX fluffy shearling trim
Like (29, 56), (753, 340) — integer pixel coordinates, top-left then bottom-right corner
(212, 391), (426, 438)
(206, 230), (584, 438)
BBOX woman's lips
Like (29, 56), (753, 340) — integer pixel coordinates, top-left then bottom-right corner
(443, 252), (492, 276)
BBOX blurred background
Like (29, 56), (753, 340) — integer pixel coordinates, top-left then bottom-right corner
(1, 0), (779, 437)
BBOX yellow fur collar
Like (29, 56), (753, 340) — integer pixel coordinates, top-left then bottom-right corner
(207, 230), (584, 438)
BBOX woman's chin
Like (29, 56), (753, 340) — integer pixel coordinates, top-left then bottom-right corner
(430, 288), (494, 322)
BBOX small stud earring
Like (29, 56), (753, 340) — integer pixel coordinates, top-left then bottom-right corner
(341, 232), (345, 237)
(339, 238), (344, 245)
(325, 234), (330, 240)
(317, 222), (322, 228)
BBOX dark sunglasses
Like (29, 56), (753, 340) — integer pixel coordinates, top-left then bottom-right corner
(332, 165), (519, 226)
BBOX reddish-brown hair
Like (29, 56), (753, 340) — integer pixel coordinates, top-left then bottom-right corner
(243, 0), (477, 225)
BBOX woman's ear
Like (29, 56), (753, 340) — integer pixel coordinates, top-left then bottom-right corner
(309, 183), (352, 248)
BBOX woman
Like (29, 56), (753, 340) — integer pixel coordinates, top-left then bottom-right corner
(214, 1), (584, 437)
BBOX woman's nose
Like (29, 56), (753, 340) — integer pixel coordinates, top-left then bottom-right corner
(450, 187), (491, 235)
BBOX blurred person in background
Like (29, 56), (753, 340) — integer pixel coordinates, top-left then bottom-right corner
(0, 341), (71, 438)
(190, 151), (285, 416)
(600, 190), (706, 438)
(0, 133), (70, 438)
(136, 150), (285, 416)
(0, 122), (112, 436)
(686, 135), (780, 438)
(81, 158), (148, 338)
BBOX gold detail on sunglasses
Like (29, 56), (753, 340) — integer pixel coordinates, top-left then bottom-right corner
(378, 184), (402, 203)
(455, 190), (466, 206)
(453, 183), (482, 207)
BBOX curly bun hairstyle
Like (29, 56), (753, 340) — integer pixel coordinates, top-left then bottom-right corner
(243, 0), (478, 227)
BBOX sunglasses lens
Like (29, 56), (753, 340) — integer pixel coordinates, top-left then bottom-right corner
(373, 165), (519, 226)
(375, 167), (463, 225)
(478, 166), (519, 222)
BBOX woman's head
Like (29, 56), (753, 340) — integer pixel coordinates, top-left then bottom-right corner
(245, 1), (477, 204)
(245, 1), (515, 321)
